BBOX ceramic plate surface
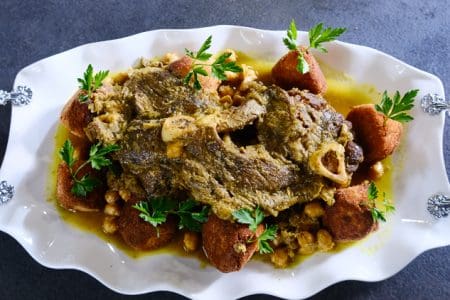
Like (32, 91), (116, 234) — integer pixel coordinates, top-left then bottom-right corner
(0, 26), (448, 299)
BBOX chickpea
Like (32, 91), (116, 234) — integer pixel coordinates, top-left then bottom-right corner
(161, 52), (180, 64)
(239, 64), (258, 91)
(223, 49), (237, 62)
(369, 161), (384, 179)
(118, 189), (131, 202)
(233, 242), (247, 254)
(218, 85), (235, 97)
(104, 203), (121, 217)
(317, 229), (335, 252)
(183, 231), (200, 252)
(297, 231), (316, 255)
(304, 202), (325, 218)
(219, 95), (233, 106)
(102, 216), (118, 234)
(105, 190), (120, 204)
(270, 247), (290, 268)
(166, 141), (184, 158)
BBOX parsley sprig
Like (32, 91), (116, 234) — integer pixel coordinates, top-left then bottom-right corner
(133, 198), (210, 235)
(59, 140), (120, 197)
(232, 206), (278, 254)
(375, 89), (419, 123)
(184, 36), (243, 90)
(77, 64), (109, 103)
(283, 20), (346, 74)
(367, 182), (395, 222)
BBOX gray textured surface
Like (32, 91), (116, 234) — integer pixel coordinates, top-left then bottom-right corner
(0, 1), (449, 299)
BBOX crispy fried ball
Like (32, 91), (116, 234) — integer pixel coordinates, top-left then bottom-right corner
(118, 202), (177, 251)
(68, 133), (91, 160)
(272, 48), (327, 94)
(60, 90), (93, 138)
(56, 162), (105, 212)
(202, 214), (264, 273)
(168, 56), (220, 92)
(346, 104), (403, 164)
(322, 183), (378, 242)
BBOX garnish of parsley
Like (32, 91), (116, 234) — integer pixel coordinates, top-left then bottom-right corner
(375, 89), (419, 123)
(59, 140), (120, 197)
(283, 20), (346, 74)
(184, 35), (242, 90)
(367, 182), (395, 222)
(232, 206), (278, 254)
(133, 198), (210, 236)
(77, 64), (109, 103)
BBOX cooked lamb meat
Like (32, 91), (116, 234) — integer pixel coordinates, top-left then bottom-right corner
(88, 64), (359, 219)
(122, 67), (220, 118)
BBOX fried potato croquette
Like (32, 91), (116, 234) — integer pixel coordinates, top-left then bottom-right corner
(60, 91), (93, 138)
(168, 56), (220, 92)
(346, 104), (403, 164)
(272, 48), (327, 94)
(56, 161), (105, 212)
(202, 214), (264, 273)
(322, 183), (377, 242)
(118, 201), (177, 251)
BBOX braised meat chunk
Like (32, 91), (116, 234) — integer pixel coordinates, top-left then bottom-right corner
(105, 70), (355, 219)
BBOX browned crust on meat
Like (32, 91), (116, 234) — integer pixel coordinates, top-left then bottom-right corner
(272, 48), (327, 94)
(346, 104), (403, 164)
(322, 183), (377, 242)
(202, 214), (264, 273)
(60, 90), (93, 138)
(56, 161), (105, 212)
(118, 202), (177, 250)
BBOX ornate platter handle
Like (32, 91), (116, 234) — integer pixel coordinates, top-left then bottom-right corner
(0, 86), (33, 106)
(0, 181), (14, 204)
(421, 93), (449, 115)
(427, 194), (450, 219)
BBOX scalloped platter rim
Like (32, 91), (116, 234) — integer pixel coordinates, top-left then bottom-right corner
(0, 26), (449, 299)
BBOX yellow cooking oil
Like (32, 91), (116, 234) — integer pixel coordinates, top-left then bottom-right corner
(48, 52), (394, 266)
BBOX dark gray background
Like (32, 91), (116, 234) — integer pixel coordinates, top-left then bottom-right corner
(0, 1), (449, 299)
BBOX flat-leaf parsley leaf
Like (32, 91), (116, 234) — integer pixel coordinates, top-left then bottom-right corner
(282, 20), (346, 74)
(77, 64), (109, 103)
(133, 198), (210, 234)
(59, 140), (120, 197)
(375, 89), (419, 123)
(184, 36), (242, 90)
(366, 182), (396, 222)
(233, 206), (278, 254)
